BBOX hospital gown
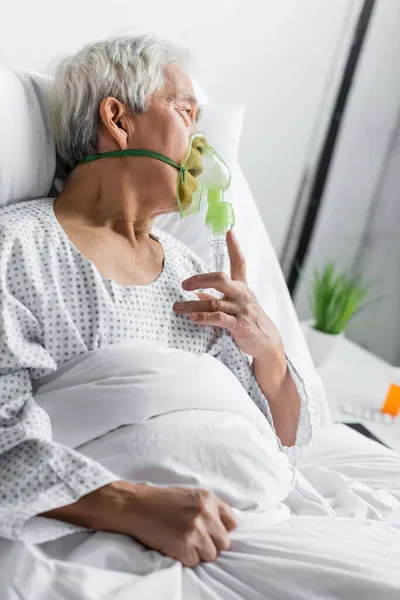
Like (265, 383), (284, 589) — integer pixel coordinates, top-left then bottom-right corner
(0, 198), (318, 543)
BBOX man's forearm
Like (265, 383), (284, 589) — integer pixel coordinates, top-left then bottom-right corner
(40, 480), (139, 533)
(253, 350), (301, 447)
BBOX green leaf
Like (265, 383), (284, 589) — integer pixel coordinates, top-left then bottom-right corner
(303, 262), (373, 334)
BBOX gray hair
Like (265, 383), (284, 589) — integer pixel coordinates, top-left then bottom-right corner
(50, 35), (189, 167)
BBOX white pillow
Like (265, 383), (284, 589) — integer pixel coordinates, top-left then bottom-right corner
(0, 67), (55, 207)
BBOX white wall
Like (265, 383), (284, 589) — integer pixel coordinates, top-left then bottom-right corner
(0, 0), (355, 254)
(295, 0), (400, 364)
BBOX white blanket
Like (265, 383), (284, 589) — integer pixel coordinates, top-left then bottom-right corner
(1, 342), (400, 599)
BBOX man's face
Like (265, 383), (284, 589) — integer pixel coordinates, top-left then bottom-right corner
(130, 63), (201, 164)
(122, 63), (202, 212)
(97, 63), (201, 214)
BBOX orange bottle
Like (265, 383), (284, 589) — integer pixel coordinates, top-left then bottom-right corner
(381, 382), (400, 417)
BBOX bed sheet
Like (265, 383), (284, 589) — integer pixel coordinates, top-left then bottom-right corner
(1, 424), (399, 600)
(299, 423), (400, 498)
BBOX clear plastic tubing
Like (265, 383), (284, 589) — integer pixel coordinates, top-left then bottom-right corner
(209, 233), (227, 274)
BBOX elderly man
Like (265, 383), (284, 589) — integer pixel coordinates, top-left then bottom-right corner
(0, 35), (316, 567)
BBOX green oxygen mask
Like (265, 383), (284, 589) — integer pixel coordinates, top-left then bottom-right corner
(178, 132), (234, 272)
(79, 131), (234, 272)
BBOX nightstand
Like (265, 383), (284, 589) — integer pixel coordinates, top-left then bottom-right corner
(316, 336), (400, 453)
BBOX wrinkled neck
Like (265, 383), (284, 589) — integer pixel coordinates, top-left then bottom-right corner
(54, 159), (174, 237)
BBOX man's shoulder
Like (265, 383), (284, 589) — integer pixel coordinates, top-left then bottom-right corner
(0, 198), (53, 240)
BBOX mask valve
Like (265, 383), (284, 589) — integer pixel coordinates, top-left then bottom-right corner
(205, 189), (235, 273)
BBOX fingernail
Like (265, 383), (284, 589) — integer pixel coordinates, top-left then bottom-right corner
(174, 302), (185, 311)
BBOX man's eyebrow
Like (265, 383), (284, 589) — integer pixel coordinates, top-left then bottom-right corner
(177, 92), (198, 104)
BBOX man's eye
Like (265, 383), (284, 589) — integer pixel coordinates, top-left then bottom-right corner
(177, 105), (193, 118)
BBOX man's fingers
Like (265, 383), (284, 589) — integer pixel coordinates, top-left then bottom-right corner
(226, 230), (247, 283)
(174, 299), (239, 316)
(182, 272), (237, 296)
(181, 547), (201, 568)
(218, 502), (238, 533)
(206, 518), (232, 553)
(196, 292), (218, 301)
(197, 534), (218, 563)
(189, 312), (236, 330)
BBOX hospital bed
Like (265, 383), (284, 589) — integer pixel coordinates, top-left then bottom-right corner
(0, 64), (399, 600)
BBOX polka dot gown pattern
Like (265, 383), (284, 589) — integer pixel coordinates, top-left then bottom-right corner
(0, 198), (317, 542)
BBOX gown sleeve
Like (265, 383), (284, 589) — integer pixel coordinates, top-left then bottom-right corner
(0, 233), (118, 543)
(218, 330), (320, 465)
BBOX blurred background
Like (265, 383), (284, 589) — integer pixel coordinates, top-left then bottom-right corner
(1, 0), (399, 365)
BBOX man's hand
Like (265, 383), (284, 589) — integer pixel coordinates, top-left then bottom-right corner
(174, 229), (287, 400)
(124, 484), (237, 567)
(42, 481), (237, 568)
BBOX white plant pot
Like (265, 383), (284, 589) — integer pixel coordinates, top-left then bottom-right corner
(303, 321), (344, 367)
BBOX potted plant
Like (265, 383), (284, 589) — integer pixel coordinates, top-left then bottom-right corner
(303, 262), (369, 367)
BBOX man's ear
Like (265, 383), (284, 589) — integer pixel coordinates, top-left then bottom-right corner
(99, 97), (132, 150)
